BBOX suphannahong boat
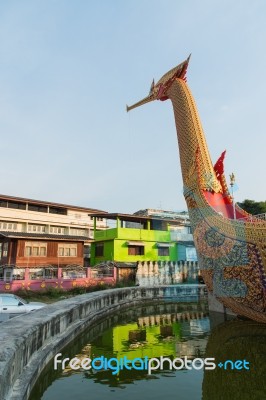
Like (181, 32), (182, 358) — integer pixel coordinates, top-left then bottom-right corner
(127, 56), (266, 323)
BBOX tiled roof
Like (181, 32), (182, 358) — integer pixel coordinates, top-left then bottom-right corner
(89, 212), (187, 224)
(0, 193), (108, 213)
(0, 231), (88, 241)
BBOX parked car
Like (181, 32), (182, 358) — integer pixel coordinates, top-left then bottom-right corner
(0, 294), (46, 314)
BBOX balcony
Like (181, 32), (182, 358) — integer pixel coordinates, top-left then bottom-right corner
(170, 231), (194, 242)
(94, 227), (171, 242)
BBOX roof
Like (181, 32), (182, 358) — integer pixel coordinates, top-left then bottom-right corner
(90, 212), (188, 225)
(134, 208), (189, 221)
(0, 231), (87, 242)
(0, 193), (107, 214)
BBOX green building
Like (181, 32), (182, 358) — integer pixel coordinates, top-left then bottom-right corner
(90, 213), (178, 266)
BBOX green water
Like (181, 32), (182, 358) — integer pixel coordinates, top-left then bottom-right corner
(29, 302), (266, 400)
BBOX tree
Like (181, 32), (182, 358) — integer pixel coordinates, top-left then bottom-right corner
(237, 199), (266, 215)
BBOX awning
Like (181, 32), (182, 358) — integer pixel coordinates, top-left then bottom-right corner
(126, 241), (145, 246)
(156, 243), (171, 248)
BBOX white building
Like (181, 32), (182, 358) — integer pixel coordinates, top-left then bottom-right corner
(0, 194), (107, 265)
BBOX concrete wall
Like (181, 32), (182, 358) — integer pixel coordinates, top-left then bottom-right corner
(0, 267), (116, 292)
(0, 285), (206, 400)
(207, 292), (236, 329)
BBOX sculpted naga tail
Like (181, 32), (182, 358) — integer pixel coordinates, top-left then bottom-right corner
(127, 56), (266, 323)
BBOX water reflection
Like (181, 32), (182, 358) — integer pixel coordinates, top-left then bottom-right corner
(203, 320), (266, 400)
(29, 302), (266, 400)
(29, 301), (208, 400)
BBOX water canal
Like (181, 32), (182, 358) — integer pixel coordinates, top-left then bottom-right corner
(29, 301), (266, 400)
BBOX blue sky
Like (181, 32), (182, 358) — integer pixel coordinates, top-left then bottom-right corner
(0, 1), (265, 213)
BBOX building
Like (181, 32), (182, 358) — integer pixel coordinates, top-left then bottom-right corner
(90, 212), (182, 282)
(134, 209), (197, 262)
(90, 210), (199, 284)
(90, 212), (179, 281)
(91, 212), (179, 265)
(0, 194), (107, 289)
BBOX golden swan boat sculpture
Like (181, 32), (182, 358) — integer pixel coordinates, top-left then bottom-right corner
(127, 56), (266, 323)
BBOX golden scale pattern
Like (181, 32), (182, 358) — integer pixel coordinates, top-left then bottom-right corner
(168, 79), (222, 193)
(166, 77), (266, 322)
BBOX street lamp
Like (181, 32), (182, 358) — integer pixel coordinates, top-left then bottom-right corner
(229, 173), (236, 220)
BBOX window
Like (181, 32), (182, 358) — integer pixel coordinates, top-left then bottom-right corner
(49, 207), (67, 215)
(40, 247), (46, 256)
(0, 200), (8, 207)
(150, 220), (168, 231)
(58, 244), (77, 257)
(128, 246), (144, 256)
(32, 247), (39, 256)
(25, 246), (31, 256)
(28, 224), (46, 233)
(3, 242), (8, 257)
(186, 247), (197, 261)
(50, 226), (66, 234)
(95, 243), (104, 257)
(28, 204), (48, 213)
(70, 248), (76, 256)
(2, 297), (20, 306)
(125, 221), (144, 229)
(158, 247), (169, 256)
(8, 201), (26, 210)
(25, 242), (47, 257)
(70, 228), (87, 236)
(0, 221), (17, 231)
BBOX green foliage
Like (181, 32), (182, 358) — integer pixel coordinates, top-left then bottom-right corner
(44, 287), (65, 298)
(115, 279), (136, 288)
(15, 287), (65, 302)
(15, 289), (35, 300)
(237, 199), (266, 215)
(68, 286), (87, 295)
(13, 281), (136, 303)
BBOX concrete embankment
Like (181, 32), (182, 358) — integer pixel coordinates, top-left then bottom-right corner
(0, 285), (206, 400)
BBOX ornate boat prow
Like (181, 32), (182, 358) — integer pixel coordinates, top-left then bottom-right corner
(127, 57), (266, 323)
